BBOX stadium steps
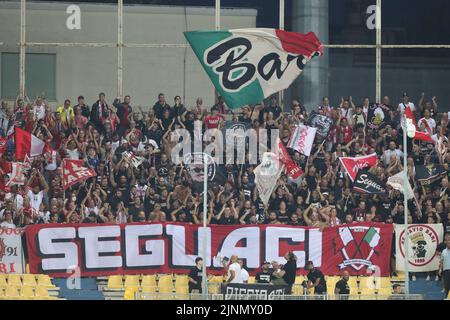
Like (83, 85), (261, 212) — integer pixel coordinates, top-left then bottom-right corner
(409, 278), (446, 300)
(53, 278), (104, 300)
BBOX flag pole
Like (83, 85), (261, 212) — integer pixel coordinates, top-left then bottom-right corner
(201, 154), (208, 299)
(402, 111), (410, 296)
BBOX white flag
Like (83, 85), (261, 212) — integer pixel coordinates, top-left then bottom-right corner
(287, 125), (317, 156)
(387, 171), (414, 200)
(395, 224), (444, 272)
(254, 152), (284, 206)
(7, 162), (27, 186)
(122, 151), (145, 169)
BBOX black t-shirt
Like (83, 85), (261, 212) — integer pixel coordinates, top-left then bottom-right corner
(188, 266), (202, 292)
(282, 260), (297, 285)
(255, 270), (273, 284)
(218, 215), (236, 225)
(307, 269), (327, 294)
(335, 279), (350, 294)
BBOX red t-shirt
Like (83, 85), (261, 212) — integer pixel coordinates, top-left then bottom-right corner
(204, 115), (221, 129)
(339, 125), (353, 144)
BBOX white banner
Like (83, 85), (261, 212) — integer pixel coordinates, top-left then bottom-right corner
(0, 227), (24, 274)
(395, 224), (444, 272)
(254, 152), (283, 206)
(287, 125), (317, 156)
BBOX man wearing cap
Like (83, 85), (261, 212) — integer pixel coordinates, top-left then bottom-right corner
(255, 261), (273, 284)
(306, 260), (327, 295)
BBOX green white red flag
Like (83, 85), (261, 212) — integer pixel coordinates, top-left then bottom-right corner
(184, 28), (323, 109)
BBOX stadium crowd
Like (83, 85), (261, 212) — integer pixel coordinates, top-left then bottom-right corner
(1, 92), (449, 229)
(0, 92), (449, 261)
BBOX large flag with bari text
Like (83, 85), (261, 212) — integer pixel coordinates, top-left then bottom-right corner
(184, 28), (323, 109)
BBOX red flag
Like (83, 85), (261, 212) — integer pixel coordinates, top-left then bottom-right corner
(62, 159), (97, 189)
(404, 106), (433, 142)
(277, 139), (304, 179)
(339, 153), (378, 182)
(14, 127), (46, 160)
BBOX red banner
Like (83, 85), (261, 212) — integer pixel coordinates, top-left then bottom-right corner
(277, 139), (303, 179)
(25, 222), (393, 278)
(62, 159), (97, 189)
(339, 153), (378, 181)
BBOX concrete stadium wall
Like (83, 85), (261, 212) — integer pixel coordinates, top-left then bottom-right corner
(0, 1), (257, 109)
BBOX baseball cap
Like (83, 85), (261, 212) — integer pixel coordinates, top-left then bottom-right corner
(306, 260), (314, 266)
(402, 92), (409, 97)
(263, 261), (270, 265)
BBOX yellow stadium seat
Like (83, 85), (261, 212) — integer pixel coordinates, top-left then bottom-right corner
(248, 276), (255, 284)
(124, 275), (140, 288)
(348, 277), (358, 290)
(293, 284), (305, 295)
(374, 277), (392, 289)
(377, 288), (392, 296)
(141, 275), (157, 287)
(0, 274), (7, 286)
(295, 275), (305, 284)
(208, 275), (224, 283)
(7, 274), (22, 286)
(174, 275), (189, 287)
(359, 276), (375, 289)
(107, 275), (123, 290)
(20, 285), (35, 299)
(359, 287), (376, 297)
(35, 286), (50, 299)
(22, 274), (37, 287)
(37, 275), (56, 288)
(123, 287), (138, 300)
(158, 274), (174, 287)
(5, 285), (20, 298)
(175, 286), (189, 294)
(142, 285), (157, 293)
(208, 283), (221, 294)
(26, 264), (30, 274)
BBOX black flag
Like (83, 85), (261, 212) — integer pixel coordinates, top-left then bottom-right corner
(307, 111), (334, 141)
(353, 170), (386, 194)
(183, 152), (227, 195)
(366, 103), (391, 130)
(415, 164), (446, 185)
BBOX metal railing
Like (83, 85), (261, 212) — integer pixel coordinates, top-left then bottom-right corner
(136, 292), (423, 300)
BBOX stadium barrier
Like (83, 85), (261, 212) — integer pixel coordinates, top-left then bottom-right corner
(136, 292), (423, 300)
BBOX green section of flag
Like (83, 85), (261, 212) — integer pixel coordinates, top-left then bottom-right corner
(184, 30), (264, 109)
(363, 227), (380, 247)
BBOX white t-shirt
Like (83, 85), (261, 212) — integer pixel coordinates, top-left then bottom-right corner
(45, 150), (58, 171)
(340, 107), (354, 123)
(228, 262), (242, 284)
(84, 206), (99, 216)
(240, 268), (249, 283)
(0, 221), (16, 228)
(382, 149), (404, 166)
(67, 148), (80, 160)
(33, 105), (46, 120)
(398, 102), (416, 113)
(28, 190), (44, 212)
(39, 211), (51, 223)
(417, 117), (436, 135)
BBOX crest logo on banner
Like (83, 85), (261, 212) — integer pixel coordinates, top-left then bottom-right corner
(396, 224), (443, 271)
(335, 226), (382, 271)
